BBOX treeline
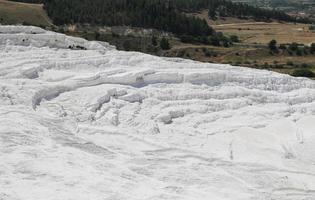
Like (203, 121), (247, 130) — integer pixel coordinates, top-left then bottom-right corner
(269, 39), (315, 56)
(9, 0), (311, 24)
(9, 0), (43, 3)
(171, 0), (311, 23)
(42, 0), (308, 45)
(44, 0), (214, 38)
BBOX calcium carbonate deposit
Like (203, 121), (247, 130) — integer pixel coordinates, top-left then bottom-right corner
(1, 26), (315, 200)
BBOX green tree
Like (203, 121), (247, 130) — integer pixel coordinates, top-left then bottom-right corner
(291, 69), (314, 78)
(289, 42), (299, 52)
(151, 35), (158, 46)
(310, 43), (315, 54)
(160, 38), (170, 50)
(95, 31), (101, 40)
(230, 35), (239, 43)
(268, 39), (278, 52)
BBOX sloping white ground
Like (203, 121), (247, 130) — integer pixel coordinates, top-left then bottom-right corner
(1, 26), (315, 200)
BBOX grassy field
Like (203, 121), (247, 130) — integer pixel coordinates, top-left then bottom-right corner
(167, 41), (315, 77)
(192, 10), (315, 45)
(214, 22), (315, 45)
(0, 0), (52, 27)
(163, 14), (315, 78)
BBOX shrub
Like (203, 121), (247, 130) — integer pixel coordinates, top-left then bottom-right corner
(244, 61), (251, 64)
(204, 51), (212, 57)
(286, 61), (294, 66)
(160, 38), (170, 50)
(291, 69), (314, 78)
(209, 36), (220, 46)
(301, 63), (309, 68)
(268, 39), (278, 52)
(310, 43), (315, 54)
(264, 62), (269, 68)
(230, 35), (240, 43)
(296, 48), (303, 56)
(94, 31), (101, 40)
(122, 40), (133, 51)
(177, 50), (186, 57)
(223, 40), (231, 47)
(203, 48), (216, 57)
(279, 44), (287, 50)
(151, 36), (158, 46)
(304, 47), (309, 55)
(288, 50), (293, 55)
(111, 32), (120, 38)
(289, 42), (299, 51)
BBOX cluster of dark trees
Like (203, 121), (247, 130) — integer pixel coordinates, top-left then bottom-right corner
(269, 39), (315, 56)
(9, 0), (43, 3)
(42, 0), (304, 45)
(9, 0), (312, 24)
(291, 68), (314, 78)
(171, 0), (301, 22)
(43, 0), (214, 37)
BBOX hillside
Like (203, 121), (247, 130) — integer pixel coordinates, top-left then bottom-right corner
(0, 0), (51, 26)
(1, 25), (315, 200)
(2, 0), (315, 78)
(43, 0), (306, 26)
(42, 0), (311, 37)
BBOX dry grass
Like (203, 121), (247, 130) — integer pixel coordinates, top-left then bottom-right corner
(213, 22), (315, 45)
(191, 10), (315, 45)
(0, 0), (52, 26)
(168, 41), (315, 77)
(178, 14), (315, 76)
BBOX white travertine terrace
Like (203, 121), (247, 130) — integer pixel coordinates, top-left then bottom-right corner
(1, 26), (315, 200)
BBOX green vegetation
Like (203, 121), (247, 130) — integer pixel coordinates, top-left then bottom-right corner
(268, 39), (278, 52)
(160, 38), (170, 50)
(267, 40), (315, 56)
(170, 0), (307, 22)
(230, 35), (240, 43)
(41, 0), (312, 44)
(291, 68), (314, 78)
(310, 43), (315, 54)
(151, 36), (158, 47)
(9, 0), (42, 3)
(12, 0), (312, 24)
(44, 0), (214, 38)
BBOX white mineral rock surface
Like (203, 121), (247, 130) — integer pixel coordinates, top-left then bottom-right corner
(1, 26), (315, 200)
